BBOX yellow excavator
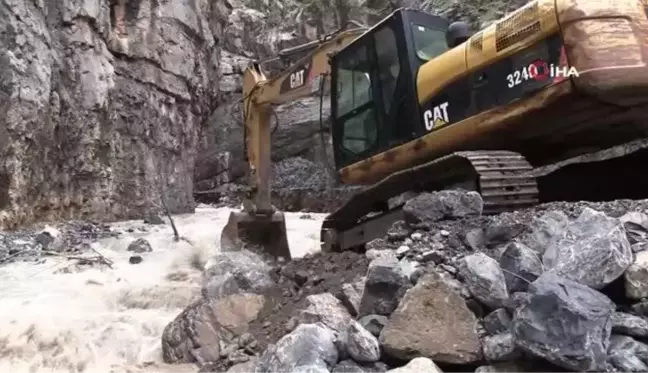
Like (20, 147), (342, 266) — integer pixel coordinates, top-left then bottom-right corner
(220, 0), (648, 261)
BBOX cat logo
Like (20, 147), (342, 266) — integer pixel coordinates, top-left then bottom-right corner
(423, 102), (449, 131)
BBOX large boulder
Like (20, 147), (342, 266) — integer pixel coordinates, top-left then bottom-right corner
(202, 250), (276, 299)
(542, 208), (633, 289)
(297, 293), (352, 333)
(379, 272), (483, 364)
(254, 323), (339, 373)
(512, 272), (615, 371)
(162, 293), (265, 365)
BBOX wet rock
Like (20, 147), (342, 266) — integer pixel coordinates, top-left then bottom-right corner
(483, 309), (512, 335)
(607, 334), (648, 372)
(346, 320), (380, 363)
(358, 315), (388, 338)
(332, 360), (389, 373)
(129, 255), (143, 264)
(459, 252), (509, 309)
(543, 208), (633, 289)
(499, 242), (542, 292)
(380, 272), (482, 364)
(611, 312), (648, 338)
(521, 211), (569, 255)
(625, 251), (648, 300)
(144, 215), (165, 225)
(255, 323), (338, 373)
(358, 256), (409, 317)
(512, 272), (615, 371)
(202, 250), (276, 299)
(297, 293), (352, 333)
(385, 357), (443, 373)
(127, 238), (153, 253)
(162, 292), (265, 364)
(482, 332), (520, 362)
(402, 190), (483, 225)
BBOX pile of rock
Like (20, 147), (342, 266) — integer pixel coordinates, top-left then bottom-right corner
(161, 190), (648, 373)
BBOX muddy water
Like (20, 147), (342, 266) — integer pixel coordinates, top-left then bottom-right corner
(0, 206), (325, 372)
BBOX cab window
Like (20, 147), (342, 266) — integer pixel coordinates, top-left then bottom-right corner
(411, 23), (448, 61)
(335, 45), (378, 156)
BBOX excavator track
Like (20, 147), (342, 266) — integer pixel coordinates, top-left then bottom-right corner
(464, 151), (539, 214)
(321, 150), (539, 252)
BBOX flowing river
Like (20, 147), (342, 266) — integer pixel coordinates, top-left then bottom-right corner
(0, 206), (325, 372)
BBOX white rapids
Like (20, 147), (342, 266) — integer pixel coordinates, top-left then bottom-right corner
(0, 205), (326, 372)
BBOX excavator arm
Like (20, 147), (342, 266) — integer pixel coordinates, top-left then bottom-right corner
(220, 27), (366, 260)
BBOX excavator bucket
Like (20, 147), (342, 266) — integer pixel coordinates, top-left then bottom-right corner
(220, 210), (292, 261)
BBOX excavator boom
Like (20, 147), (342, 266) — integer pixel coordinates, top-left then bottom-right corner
(220, 27), (366, 260)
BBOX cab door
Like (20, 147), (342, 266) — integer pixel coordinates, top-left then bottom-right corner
(331, 42), (383, 168)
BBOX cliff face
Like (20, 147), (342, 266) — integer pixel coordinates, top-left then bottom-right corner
(0, 0), (221, 228)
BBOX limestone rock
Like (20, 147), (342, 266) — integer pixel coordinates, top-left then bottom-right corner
(254, 323), (338, 373)
(162, 293), (264, 365)
(459, 252), (509, 309)
(611, 312), (648, 338)
(202, 250), (276, 299)
(543, 208), (633, 289)
(498, 242), (542, 292)
(297, 293), (352, 333)
(512, 272), (615, 371)
(346, 320), (380, 363)
(607, 334), (648, 372)
(379, 272), (482, 364)
(358, 256), (409, 317)
(402, 191), (483, 226)
(625, 250), (648, 300)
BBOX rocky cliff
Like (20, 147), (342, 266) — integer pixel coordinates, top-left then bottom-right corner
(0, 0), (220, 228)
(0, 0), (529, 228)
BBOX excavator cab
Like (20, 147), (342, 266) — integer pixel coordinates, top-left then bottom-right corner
(330, 9), (469, 169)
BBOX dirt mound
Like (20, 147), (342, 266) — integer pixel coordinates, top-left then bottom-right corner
(248, 250), (369, 350)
